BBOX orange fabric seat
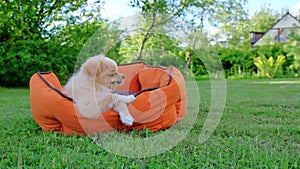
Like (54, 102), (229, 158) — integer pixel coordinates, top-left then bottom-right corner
(29, 62), (187, 135)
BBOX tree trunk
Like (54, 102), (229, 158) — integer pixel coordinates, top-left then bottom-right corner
(136, 12), (157, 61)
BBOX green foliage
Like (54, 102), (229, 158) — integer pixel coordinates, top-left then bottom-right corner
(216, 46), (255, 77)
(211, 0), (248, 47)
(118, 13), (181, 63)
(252, 43), (286, 58)
(187, 41), (297, 79)
(213, 3), (280, 47)
(120, 32), (180, 63)
(130, 0), (248, 30)
(253, 55), (286, 78)
(249, 4), (281, 32)
(130, 0), (169, 13)
(0, 0), (104, 87)
(0, 0), (96, 39)
(62, 21), (122, 73)
(284, 29), (300, 75)
(0, 21), (108, 87)
(141, 49), (188, 75)
(0, 38), (71, 86)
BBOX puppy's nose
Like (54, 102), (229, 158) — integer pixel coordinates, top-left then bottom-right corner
(121, 74), (125, 79)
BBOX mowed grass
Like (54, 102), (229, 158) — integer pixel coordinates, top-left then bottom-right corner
(0, 78), (299, 168)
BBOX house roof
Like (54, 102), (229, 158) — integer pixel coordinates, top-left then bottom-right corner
(252, 12), (300, 47)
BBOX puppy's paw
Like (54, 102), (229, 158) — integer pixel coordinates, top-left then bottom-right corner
(119, 113), (134, 126)
(120, 94), (136, 103)
(127, 95), (136, 103)
(113, 94), (135, 103)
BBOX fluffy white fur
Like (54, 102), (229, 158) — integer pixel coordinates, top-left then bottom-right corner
(64, 55), (135, 126)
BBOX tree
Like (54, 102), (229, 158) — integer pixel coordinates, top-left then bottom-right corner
(249, 4), (281, 33)
(0, 0), (104, 86)
(136, 12), (159, 61)
(118, 14), (180, 63)
(211, 2), (281, 48)
(129, 0), (248, 59)
(203, 0), (248, 47)
(0, 0), (103, 41)
(129, 0), (176, 60)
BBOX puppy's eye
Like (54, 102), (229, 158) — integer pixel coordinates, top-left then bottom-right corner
(108, 74), (114, 77)
(107, 73), (118, 77)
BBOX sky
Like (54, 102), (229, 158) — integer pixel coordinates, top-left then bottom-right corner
(246, 0), (300, 16)
(100, 0), (300, 20)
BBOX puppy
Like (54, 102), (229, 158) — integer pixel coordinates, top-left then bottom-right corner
(64, 55), (135, 126)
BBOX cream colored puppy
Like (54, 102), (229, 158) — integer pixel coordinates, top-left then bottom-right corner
(64, 55), (135, 126)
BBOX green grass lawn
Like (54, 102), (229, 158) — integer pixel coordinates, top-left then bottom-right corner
(0, 78), (299, 168)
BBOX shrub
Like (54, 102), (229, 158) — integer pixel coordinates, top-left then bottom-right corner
(0, 38), (76, 87)
(253, 55), (286, 78)
(0, 21), (111, 87)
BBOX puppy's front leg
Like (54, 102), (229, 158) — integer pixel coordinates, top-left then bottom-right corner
(113, 102), (134, 126)
(112, 94), (136, 104)
(97, 94), (114, 113)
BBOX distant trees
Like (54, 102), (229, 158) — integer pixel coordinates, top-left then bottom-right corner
(128, 0), (248, 59)
(249, 4), (281, 32)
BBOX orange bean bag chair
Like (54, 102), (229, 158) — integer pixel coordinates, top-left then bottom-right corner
(29, 62), (187, 135)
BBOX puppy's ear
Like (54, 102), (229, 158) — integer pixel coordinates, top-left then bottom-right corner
(82, 57), (103, 76)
